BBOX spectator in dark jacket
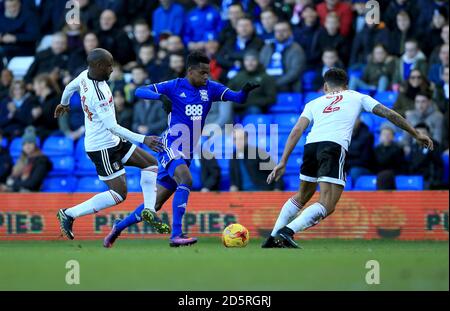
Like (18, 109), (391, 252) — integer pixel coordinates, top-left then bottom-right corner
(422, 6), (448, 57)
(228, 50), (277, 115)
(406, 122), (443, 189)
(374, 126), (405, 190)
(124, 19), (153, 71)
(433, 65), (449, 115)
(257, 8), (278, 44)
(0, 126), (51, 192)
(67, 32), (99, 77)
(293, 5), (320, 68)
(0, 0), (39, 60)
(429, 24), (449, 65)
(113, 90), (133, 130)
(393, 69), (431, 116)
(383, 0), (419, 30)
(97, 9), (134, 65)
(349, 44), (396, 92)
(349, 22), (390, 67)
(229, 128), (283, 192)
(346, 119), (374, 185)
(132, 98), (167, 136)
(31, 74), (60, 140)
(387, 11), (420, 57)
(217, 16), (264, 81)
(0, 80), (35, 138)
(218, 2), (244, 45)
(152, 0), (184, 40)
(94, 0), (125, 15)
(260, 21), (305, 92)
(24, 32), (69, 85)
(0, 129), (13, 183)
(78, 0), (101, 31)
(62, 22), (87, 52)
(162, 53), (186, 81)
(0, 68), (13, 99)
(311, 12), (349, 66)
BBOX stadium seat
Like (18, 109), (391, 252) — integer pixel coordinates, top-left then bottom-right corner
(273, 114), (299, 133)
(304, 91), (324, 103)
(242, 114), (272, 127)
(74, 137), (96, 175)
(374, 91), (398, 109)
(42, 136), (74, 156)
(348, 68), (363, 79)
(443, 154), (449, 184)
(283, 174), (300, 191)
(49, 156), (75, 176)
(395, 175), (424, 190)
(302, 70), (317, 92)
(269, 93), (303, 113)
(354, 175), (377, 190)
(278, 133), (305, 155)
(7, 56), (35, 79)
(286, 154), (303, 174)
(9, 137), (41, 158)
(76, 176), (108, 192)
(42, 176), (77, 192)
(1, 138), (7, 148)
(126, 174), (141, 192)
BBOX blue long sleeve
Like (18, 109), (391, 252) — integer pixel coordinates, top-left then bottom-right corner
(135, 86), (161, 100)
(223, 89), (247, 104)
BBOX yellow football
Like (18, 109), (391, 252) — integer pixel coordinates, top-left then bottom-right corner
(222, 223), (250, 248)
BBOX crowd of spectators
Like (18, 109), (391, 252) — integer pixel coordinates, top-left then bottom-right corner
(0, 0), (448, 192)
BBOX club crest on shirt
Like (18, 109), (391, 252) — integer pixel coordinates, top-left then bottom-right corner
(199, 90), (209, 101)
(113, 162), (120, 170)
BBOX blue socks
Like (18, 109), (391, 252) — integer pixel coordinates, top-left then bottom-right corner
(115, 203), (144, 233)
(171, 184), (191, 238)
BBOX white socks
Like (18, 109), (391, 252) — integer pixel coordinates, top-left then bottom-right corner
(271, 198), (303, 237)
(287, 202), (327, 233)
(140, 166), (158, 212)
(65, 190), (124, 218)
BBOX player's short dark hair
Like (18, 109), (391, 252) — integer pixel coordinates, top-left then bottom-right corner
(87, 48), (111, 67)
(414, 122), (430, 132)
(186, 51), (210, 69)
(323, 68), (348, 87)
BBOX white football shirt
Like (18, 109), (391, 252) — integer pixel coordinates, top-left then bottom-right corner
(300, 90), (381, 150)
(61, 70), (120, 152)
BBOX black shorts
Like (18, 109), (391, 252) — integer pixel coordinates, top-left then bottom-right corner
(300, 141), (347, 186)
(87, 140), (136, 181)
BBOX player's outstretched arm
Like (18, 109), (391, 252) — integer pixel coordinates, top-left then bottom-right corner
(372, 104), (434, 150)
(267, 116), (310, 184)
(222, 82), (260, 104)
(135, 86), (172, 113)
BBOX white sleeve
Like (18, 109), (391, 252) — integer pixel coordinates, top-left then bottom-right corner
(361, 95), (382, 112)
(300, 103), (313, 121)
(61, 76), (81, 106)
(94, 99), (146, 144)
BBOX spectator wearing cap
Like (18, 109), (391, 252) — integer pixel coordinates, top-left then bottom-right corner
(0, 129), (13, 183)
(152, 0), (185, 40)
(228, 50), (277, 116)
(405, 122), (444, 189)
(0, 0), (39, 60)
(316, 0), (353, 37)
(217, 16), (264, 81)
(183, 0), (222, 52)
(349, 44), (396, 92)
(24, 32), (69, 85)
(0, 79), (35, 138)
(405, 92), (444, 144)
(293, 4), (320, 68)
(392, 39), (428, 86)
(374, 126), (405, 190)
(0, 126), (51, 192)
(260, 20), (305, 92)
(97, 9), (134, 65)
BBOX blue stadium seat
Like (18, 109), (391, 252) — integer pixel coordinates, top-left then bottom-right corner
(269, 93), (304, 113)
(304, 91), (324, 104)
(443, 154), (449, 184)
(49, 156), (75, 176)
(278, 133), (305, 155)
(126, 174), (141, 192)
(283, 174), (300, 191)
(74, 137), (96, 175)
(302, 70), (317, 92)
(286, 154), (302, 174)
(1, 138), (7, 148)
(273, 113), (299, 132)
(9, 137), (41, 158)
(354, 175), (377, 190)
(42, 176), (77, 192)
(242, 114), (272, 127)
(42, 136), (74, 156)
(76, 176), (108, 192)
(395, 175), (424, 190)
(348, 68), (363, 79)
(374, 91), (398, 109)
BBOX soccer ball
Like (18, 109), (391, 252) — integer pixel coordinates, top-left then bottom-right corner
(222, 223), (250, 248)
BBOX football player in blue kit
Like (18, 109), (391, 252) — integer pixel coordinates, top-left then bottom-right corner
(104, 51), (259, 247)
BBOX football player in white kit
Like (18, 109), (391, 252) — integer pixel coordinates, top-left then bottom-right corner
(54, 48), (169, 242)
(265, 68), (434, 248)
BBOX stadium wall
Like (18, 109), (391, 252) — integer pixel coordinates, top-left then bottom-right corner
(0, 192), (448, 241)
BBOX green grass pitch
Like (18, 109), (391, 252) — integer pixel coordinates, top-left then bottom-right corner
(0, 238), (448, 290)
